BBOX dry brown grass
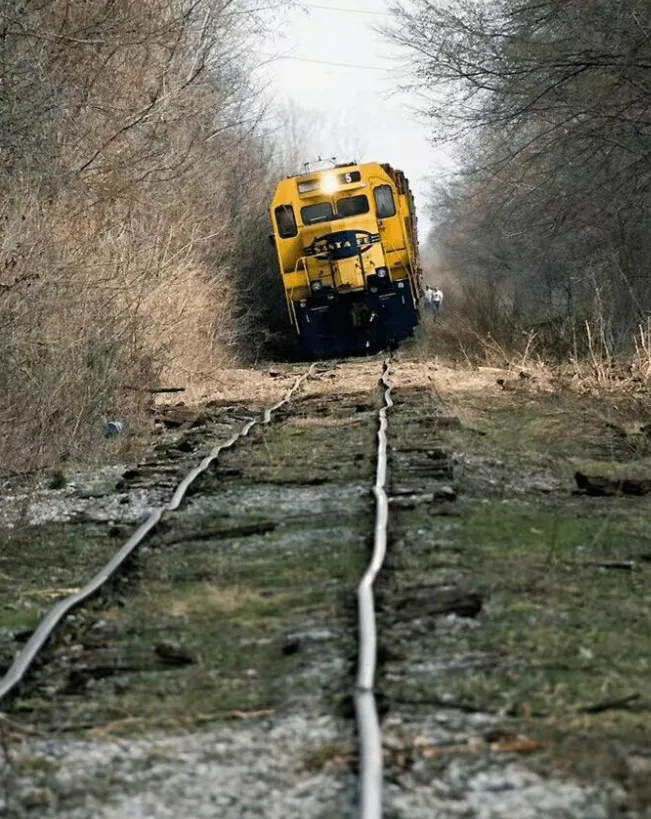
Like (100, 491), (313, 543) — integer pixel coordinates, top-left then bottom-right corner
(289, 417), (363, 428)
(170, 586), (267, 616)
(0, 192), (240, 474)
(411, 299), (651, 402)
(0, 0), (285, 476)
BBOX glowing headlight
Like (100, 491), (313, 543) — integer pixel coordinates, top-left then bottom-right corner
(376, 267), (388, 278)
(311, 280), (323, 292)
(321, 175), (337, 194)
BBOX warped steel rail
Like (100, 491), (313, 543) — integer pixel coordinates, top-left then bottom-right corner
(0, 366), (315, 703)
(355, 360), (393, 819)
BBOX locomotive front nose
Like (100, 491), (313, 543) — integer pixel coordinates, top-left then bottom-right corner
(303, 228), (384, 294)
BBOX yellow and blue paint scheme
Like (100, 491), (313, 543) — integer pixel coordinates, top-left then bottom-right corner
(270, 162), (423, 356)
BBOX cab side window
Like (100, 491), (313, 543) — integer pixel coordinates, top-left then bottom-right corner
(275, 205), (298, 238)
(374, 185), (396, 219)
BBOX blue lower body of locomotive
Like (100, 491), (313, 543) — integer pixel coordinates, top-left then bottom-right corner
(294, 278), (419, 358)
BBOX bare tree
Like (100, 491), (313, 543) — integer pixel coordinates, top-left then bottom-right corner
(389, 0), (651, 353)
(0, 0), (291, 472)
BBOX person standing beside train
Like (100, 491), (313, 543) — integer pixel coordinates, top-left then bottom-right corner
(431, 286), (443, 315)
(424, 285), (443, 316)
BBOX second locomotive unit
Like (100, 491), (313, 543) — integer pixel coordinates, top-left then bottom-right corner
(270, 162), (423, 357)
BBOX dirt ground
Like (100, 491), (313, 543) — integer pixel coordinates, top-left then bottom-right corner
(2, 351), (651, 817)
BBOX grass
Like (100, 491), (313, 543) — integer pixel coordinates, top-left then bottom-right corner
(86, 518), (367, 723)
(3, 398), (376, 734)
(0, 523), (120, 640)
(383, 385), (651, 793)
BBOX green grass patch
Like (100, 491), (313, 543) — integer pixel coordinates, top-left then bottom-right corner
(454, 501), (651, 563)
(395, 496), (651, 766)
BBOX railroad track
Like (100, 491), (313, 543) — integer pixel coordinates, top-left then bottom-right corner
(0, 360), (644, 819)
(0, 362), (432, 819)
(0, 363), (410, 819)
(4, 356), (647, 819)
(356, 361), (392, 819)
(0, 361), (478, 819)
(0, 361), (468, 819)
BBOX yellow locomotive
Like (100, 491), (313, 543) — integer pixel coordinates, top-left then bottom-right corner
(269, 162), (423, 357)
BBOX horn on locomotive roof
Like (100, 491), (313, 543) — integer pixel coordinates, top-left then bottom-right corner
(300, 155), (342, 174)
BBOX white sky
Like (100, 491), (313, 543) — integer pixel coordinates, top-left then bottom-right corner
(256, 0), (454, 242)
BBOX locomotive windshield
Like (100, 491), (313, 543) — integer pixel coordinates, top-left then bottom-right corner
(337, 195), (369, 217)
(302, 195), (370, 225)
(301, 202), (334, 224)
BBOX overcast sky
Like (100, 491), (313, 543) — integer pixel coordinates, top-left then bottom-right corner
(257, 0), (454, 241)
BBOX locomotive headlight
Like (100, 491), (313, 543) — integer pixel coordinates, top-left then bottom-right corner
(321, 175), (337, 194)
(311, 280), (323, 292)
(376, 267), (388, 278)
